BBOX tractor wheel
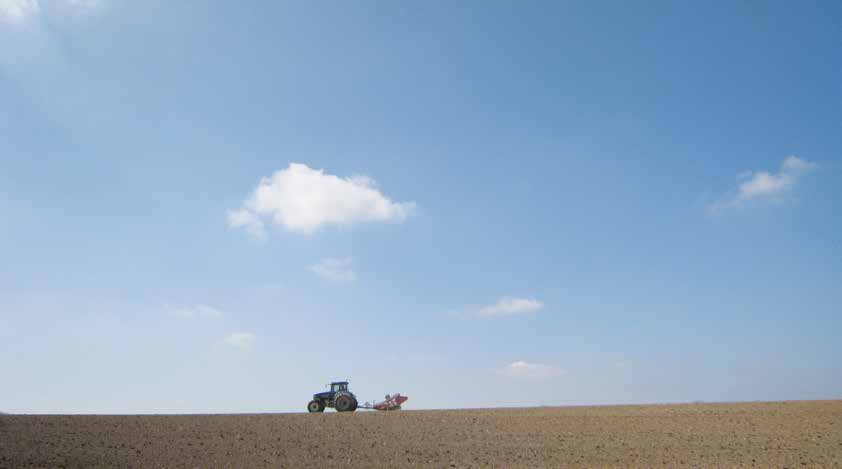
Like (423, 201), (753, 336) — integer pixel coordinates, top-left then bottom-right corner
(308, 400), (325, 413)
(335, 395), (355, 412)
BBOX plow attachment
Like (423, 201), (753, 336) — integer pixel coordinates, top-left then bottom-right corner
(360, 394), (408, 411)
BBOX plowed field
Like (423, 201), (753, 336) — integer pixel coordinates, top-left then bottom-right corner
(2, 400), (840, 468)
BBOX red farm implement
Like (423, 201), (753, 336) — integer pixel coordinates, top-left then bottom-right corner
(360, 394), (409, 411)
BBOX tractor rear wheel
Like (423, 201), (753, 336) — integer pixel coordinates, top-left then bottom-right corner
(335, 395), (355, 412)
(308, 400), (325, 413)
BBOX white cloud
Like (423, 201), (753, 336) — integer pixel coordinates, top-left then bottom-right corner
(499, 361), (565, 380)
(310, 257), (356, 282)
(479, 297), (543, 317)
(708, 156), (817, 213)
(0, 0), (40, 23)
(227, 163), (415, 237)
(226, 208), (266, 239)
(167, 304), (224, 319)
(223, 332), (255, 350)
(781, 156), (817, 173)
(0, 0), (98, 23)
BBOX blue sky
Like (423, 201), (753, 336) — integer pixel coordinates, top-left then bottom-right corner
(1, 0), (840, 413)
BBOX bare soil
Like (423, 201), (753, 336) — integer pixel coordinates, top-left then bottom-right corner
(2, 400), (841, 468)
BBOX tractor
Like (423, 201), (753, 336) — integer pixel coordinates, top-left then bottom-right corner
(307, 381), (358, 413)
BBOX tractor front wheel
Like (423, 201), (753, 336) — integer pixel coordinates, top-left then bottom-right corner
(308, 400), (325, 413)
(335, 395), (356, 412)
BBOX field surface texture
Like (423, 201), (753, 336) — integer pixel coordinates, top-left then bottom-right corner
(1, 401), (841, 468)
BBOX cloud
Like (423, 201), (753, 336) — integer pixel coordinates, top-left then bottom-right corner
(223, 332), (255, 350)
(227, 163), (415, 237)
(0, 0), (40, 23)
(310, 257), (356, 282)
(708, 156), (817, 213)
(0, 0), (98, 23)
(227, 209), (266, 239)
(1, 0), (111, 145)
(498, 361), (565, 380)
(781, 156), (817, 173)
(479, 297), (543, 317)
(167, 304), (224, 319)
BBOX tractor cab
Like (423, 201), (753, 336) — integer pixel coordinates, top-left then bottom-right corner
(330, 381), (348, 393)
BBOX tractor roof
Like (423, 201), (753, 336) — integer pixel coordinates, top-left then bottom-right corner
(330, 381), (349, 385)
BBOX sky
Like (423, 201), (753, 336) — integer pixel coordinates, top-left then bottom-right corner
(1, 0), (840, 414)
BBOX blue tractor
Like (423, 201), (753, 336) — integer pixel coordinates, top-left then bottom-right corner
(307, 381), (358, 413)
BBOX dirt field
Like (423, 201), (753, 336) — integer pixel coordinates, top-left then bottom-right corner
(1, 400), (840, 468)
